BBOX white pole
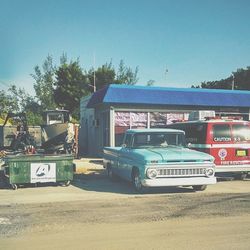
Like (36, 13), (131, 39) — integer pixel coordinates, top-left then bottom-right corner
(231, 73), (235, 90)
(165, 67), (168, 82)
(93, 53), (96, 92)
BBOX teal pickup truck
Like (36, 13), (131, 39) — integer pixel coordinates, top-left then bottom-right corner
(103, 129), (216, 192)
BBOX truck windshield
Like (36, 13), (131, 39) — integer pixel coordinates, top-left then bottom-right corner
(232, 124), (250, 142)
(133, 132), (186, 148)
(212, 123), (250, 142)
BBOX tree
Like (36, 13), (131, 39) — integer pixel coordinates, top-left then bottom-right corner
(87, 60), (139, 91)
(115, 60), (139, 85)
(0, 85), (34, 114)
(146, 80), (155, 86)
(54, 58), (89, 119)
(8, 85), (43, 125)
(31, 55), (139, 120)
(24, 97), (44, 125)
(0, 90), (17, 115)
(87, 61), (116, 91)
(8, 85), (31, 111)
(193, 67), (250, 90)
(31, 55), (57, 109)
(0, 85), (42, 125)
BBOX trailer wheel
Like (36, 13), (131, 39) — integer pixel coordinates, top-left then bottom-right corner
(192, 185), (207, 191)
(64, 180), (71, 186)
(59, 180), (71, 187)
(11, 184), (18, 190)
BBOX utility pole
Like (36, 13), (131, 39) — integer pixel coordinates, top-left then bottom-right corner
(165, 67), (168, 83)
(93, 53), (96, 92)
(231, 73), (235, 90)
(88, 53), (96, 92)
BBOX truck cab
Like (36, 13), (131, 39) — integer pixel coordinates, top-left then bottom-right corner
(103, 129), (216, 192)
(167, 118), (250, 178)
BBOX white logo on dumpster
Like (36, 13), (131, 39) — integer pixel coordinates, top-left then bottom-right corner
(31, 163), (56, 183)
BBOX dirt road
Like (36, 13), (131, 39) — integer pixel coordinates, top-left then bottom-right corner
(0, 164), (250, 250)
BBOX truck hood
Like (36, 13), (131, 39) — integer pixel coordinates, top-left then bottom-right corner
(131, 146), (214, 163)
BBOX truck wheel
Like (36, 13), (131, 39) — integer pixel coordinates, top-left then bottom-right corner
(132, 169), (144, 193)
(192, 185), (207, 191)
(59, 181), (71, 187)
(235, 173), (248, 180)
(64, 180), (71, 186)
(11, 184), (18, 190)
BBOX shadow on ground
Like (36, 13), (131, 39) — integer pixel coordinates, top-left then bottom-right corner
(72, 168), (196, 195)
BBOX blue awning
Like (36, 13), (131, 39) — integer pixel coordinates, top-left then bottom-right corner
(86, 84), (250, 108)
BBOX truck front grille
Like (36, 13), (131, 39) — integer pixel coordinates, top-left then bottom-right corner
(157, 168), (206, 177)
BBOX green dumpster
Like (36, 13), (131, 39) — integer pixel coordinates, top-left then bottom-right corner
(3, 154), (74, 189)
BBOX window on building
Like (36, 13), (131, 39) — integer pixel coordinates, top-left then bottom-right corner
(150, 112), (168, 128)
(115, 112), (148, 146)
(115, 112), (130, 146)
(131, 112), (148, 129)
(114, 111), (189, 146)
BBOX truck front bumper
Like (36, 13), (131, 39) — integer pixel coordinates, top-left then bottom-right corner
(215, 164), (250, 173)
(141, 176), (216, 187)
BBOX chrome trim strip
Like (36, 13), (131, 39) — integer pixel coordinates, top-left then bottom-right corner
(189, 143), (250, 149)
(156, 168), (206, 177)
(141, 177), (217, 187)
(215, 164), (250, 172)
(148, 163), (215, 169)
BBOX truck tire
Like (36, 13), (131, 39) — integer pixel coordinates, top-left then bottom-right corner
(64, 180), (71, 186)
(192, 185), (207, 191)
(11, 184), (18, 190)
(235, 173), (248, 180)
(59, 180), (71, 187)
(132, 169), (145, 193)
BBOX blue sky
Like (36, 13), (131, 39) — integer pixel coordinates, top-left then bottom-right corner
(1, 0), (250, 94)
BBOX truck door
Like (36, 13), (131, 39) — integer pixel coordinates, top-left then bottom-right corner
(210, 123), (232, 166)
(231, 123), (250, 165)
(118, 134), (134, 181)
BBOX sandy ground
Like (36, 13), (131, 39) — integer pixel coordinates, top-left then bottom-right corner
(0, 160), (250, 250)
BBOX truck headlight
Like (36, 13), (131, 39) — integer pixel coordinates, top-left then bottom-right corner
(205, 168), (214, 177)
(147, 168), (158, 179)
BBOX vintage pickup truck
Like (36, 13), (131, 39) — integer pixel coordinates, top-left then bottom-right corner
(103, 129), (216, 192)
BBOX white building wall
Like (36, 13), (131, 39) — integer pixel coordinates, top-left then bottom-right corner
(80, 99), (250, 157)
(79, 96), (95, 156)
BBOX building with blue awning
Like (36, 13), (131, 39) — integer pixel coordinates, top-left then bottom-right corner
(80, 84), (250, 156)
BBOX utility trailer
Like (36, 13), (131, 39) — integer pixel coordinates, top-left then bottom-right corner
(0, 110), (78, 155)
(0, 111), (76, 189)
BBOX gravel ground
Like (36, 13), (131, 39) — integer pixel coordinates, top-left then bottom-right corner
(0, 192), (250, 238)
(0, 161), (250, 249)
